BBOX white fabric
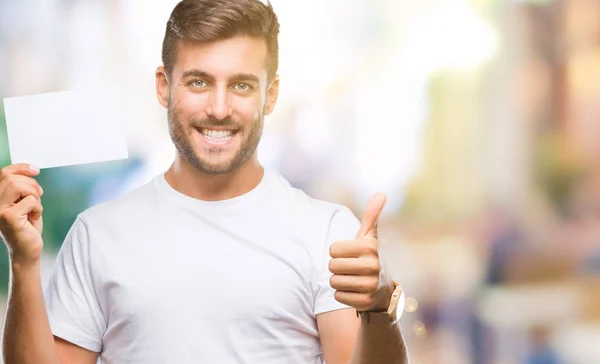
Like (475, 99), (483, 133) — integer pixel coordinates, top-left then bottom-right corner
(44, 168), (360, 364)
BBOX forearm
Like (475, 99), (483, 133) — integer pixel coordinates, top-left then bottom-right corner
(350, 318), (408, 364)
(2, 262), (61, 364)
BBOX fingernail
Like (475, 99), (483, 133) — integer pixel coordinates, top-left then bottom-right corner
(39, 186), (44, 196)
(29, 165), (40, 173)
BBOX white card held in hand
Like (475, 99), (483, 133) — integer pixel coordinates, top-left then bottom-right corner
(3, 86), (129, 169)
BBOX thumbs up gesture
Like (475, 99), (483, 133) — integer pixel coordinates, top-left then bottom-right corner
(329, 193), (395, 312)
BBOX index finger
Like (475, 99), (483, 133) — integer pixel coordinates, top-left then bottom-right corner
(0, 164), (40, 179)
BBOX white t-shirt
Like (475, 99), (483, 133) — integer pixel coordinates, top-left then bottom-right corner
(44, 168), (360, 364)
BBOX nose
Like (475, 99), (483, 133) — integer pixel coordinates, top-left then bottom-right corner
(206, 86), (233, 120)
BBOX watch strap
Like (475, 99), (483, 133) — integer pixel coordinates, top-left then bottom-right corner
(357, 281), (404, 324)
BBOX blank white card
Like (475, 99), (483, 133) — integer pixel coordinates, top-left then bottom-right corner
(3, 86), (129, 169)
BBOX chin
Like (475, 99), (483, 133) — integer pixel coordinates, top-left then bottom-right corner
(202, 164), (236, 175)
(192, 156), (239, 175)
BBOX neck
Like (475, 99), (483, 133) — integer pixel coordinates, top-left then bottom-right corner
(164, 154), (264, 201)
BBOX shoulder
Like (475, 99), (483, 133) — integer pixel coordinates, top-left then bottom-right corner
(268, 170), (359, 234)
(77, 176), (159, 231)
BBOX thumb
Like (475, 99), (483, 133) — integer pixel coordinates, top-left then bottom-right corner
(357, 192), (387, 240)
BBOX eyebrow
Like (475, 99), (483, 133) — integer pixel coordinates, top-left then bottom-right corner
(181, 69), (214, 81)
(181, 69), (260, 84)
(229, 73), (260, 84)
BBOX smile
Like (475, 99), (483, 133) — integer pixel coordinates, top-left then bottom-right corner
(202, 129), (232, 141)
(196, 127), (239, 145)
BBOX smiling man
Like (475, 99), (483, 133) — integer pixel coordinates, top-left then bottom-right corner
(0, 1), (408, 363)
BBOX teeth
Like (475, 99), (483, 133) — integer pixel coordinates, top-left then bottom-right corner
(201, 128), (233, 141)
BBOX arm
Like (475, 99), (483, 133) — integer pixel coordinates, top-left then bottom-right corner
(316, 309), (359, 364)
(349, 282), (408, 364)
(3, 263), (99, 364)
(349, 313), (408, 363)
(3, 262), (61, 364)
(317, 308), (408, 364)
(0, 164), (99, 364)
(55, 337), (99, 364)
(324, 193), (409, 363)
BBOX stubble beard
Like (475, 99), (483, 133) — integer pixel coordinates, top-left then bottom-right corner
(167, 97), (264, 175)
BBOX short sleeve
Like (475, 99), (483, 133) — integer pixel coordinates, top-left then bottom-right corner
(44, 216), (105, 352)
(314, 207), (361, 315)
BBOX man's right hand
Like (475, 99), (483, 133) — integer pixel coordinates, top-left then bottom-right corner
(0, 163), (45, 266)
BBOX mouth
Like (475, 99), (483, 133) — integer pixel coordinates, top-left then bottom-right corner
(195, 127), (240, 145)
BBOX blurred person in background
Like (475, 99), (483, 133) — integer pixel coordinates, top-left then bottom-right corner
(525, 326), (560, 364)
(0, 0), (407, 363)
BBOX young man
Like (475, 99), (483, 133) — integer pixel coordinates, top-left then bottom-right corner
(0, 1), (408, 363)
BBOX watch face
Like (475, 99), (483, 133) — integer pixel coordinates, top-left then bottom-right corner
(388, 286), (405, 322)
(395, 292), (406, 320)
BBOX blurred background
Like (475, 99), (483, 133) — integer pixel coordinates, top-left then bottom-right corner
(1, 0), (600, 362)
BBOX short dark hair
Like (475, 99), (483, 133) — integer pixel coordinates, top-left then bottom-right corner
(162, 0), (280, 81)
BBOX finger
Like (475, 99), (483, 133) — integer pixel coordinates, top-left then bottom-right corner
(0, 181), (40, 211)
(334, 291), (373, 311)
(28, 200), (43, 222)
(329, 257), (380, 276)
(0, 195), (42, 229)
(11, 195), (42, 218)
(0, 174), (43, 199)
(0, 164), (40, 180)
(356, 192), (386, 240)
(330, 239), (377, 259)
(330, 274), (379, 293)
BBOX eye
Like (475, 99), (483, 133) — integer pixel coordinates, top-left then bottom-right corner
(235, 83), (251, 91)
(191, 80), (207, 88)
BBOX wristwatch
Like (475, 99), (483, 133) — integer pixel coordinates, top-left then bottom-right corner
(357, 281), (405, 324)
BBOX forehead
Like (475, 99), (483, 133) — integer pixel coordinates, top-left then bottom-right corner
(173, 35), (268, 80)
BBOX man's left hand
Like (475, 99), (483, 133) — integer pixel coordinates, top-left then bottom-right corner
(329, 193), (395, 312)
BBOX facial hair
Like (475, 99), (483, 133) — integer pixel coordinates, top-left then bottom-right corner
(168, 98), (264, 175)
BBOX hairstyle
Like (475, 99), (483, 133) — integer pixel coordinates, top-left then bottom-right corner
(162, 0), (280, 81)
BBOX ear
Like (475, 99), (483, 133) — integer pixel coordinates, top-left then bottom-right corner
(156, 66), (170, 109)
(263, 75), (280, 116)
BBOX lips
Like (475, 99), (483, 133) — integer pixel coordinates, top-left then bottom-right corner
(201, 128), (233, 141)
(194, 127), (239, 146)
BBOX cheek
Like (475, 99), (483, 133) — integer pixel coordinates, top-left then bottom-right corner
(172, 91), (210, 119)
(252, 107), (262, 121)
(231, 96), (262, 122)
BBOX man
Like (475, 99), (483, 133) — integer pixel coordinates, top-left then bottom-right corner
(0, 0), (408, 363)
